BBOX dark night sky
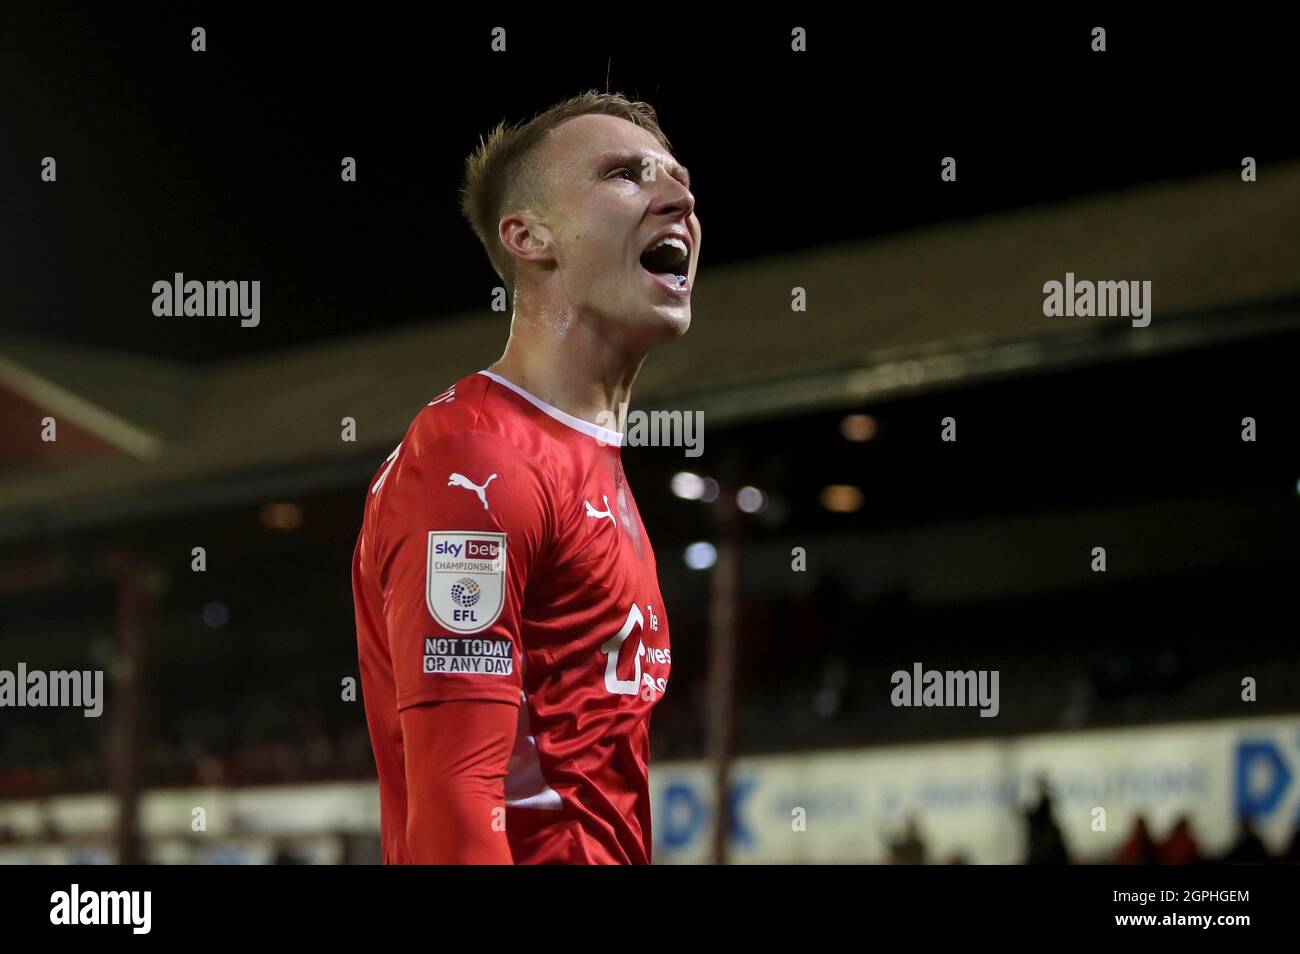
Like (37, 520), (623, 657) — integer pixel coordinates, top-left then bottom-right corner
(2, 8), (1295, 362)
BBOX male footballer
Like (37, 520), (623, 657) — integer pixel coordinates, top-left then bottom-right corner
(351, 92), (700, 863)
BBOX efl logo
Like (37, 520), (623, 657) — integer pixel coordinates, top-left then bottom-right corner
(466, 539), (500, 560)
(426, 531), (506, 634)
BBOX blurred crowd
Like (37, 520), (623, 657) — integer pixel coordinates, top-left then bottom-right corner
(882, 776), (1300, 865)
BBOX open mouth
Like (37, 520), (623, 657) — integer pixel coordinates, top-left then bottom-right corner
(639, 235), (691, 294)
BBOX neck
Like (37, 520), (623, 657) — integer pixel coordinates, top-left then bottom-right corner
(486, 288), (648, 433)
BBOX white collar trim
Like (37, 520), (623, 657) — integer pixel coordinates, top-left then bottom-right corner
(477, 370), (624, 447)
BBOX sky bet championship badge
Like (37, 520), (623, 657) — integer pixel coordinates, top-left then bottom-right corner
(425, 532), (507, 635)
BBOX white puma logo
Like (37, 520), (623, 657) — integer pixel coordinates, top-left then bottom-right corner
(448, 472), (497, 510)
(585, 494), (616, 527)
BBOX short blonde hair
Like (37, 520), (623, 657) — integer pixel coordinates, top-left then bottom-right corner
(460, 91), (673, 289)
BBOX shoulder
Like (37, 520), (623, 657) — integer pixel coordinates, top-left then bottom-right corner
(408, 372), (553, 471)
(375, 374), (558, 527)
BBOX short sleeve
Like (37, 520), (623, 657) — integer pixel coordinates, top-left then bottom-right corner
(370, 426), (551, 710)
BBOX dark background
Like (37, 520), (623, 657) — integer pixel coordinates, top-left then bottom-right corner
(3, 8), (1296, 360)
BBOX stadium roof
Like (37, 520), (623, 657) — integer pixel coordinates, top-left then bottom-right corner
(2, 163), (1299, 541)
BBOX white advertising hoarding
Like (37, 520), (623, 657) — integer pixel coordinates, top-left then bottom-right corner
(649, 715), (1300, 863)
(2, 714), (1296, 863)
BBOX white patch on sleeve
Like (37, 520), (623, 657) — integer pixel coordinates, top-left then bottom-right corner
(425, 531), (506, 634)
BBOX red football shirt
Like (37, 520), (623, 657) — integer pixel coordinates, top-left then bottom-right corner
(352, 370), (672, 864)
